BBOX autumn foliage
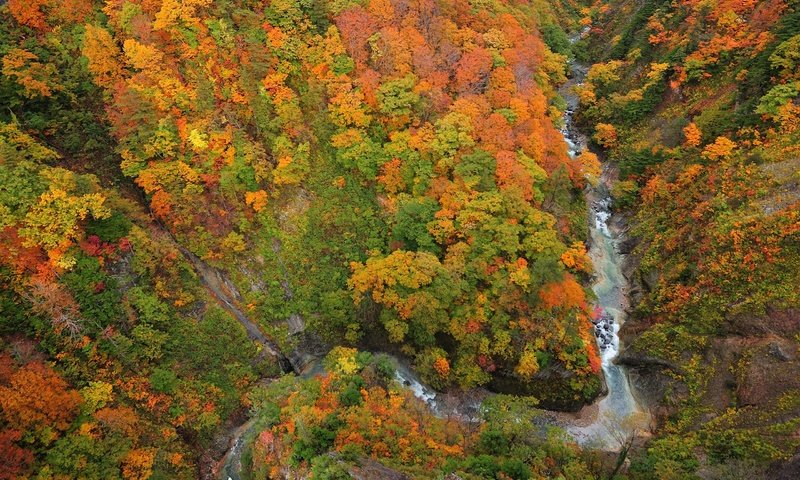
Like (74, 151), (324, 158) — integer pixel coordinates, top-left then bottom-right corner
(0, 0), (619, 476)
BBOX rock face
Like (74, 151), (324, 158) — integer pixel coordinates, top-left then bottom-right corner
(287, 331), (329, 374)
(611, 202), (800, 437)
(616, 347), (684, 425)
(769, 453), (800, 480)
(487, 363), (604, 412)
(735, 336), (799, 407)
(725, 308), (800, 337)
(619, 308), (800, 426)
(348, 458), (410, 480)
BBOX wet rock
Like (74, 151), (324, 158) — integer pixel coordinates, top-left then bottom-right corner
(617, 237), (638, 255)
(617, 349), (680, 371)
(627, 285), (644, 306)
(621, 355), (682, 415)
(288, 332), (329, 373)
(287, 312), (305, 335)
(769, 342), (792, 361)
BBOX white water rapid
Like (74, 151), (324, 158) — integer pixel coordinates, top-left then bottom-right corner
(394, 362), (438, 408)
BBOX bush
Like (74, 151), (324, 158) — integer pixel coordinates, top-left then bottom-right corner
(338, 382), (363, 407)
(372, 354), (395, 379)
(478, 429), (510, 456)
(611, 180), (640, 210)
(85, 211), (132, 242)
(464, 455), (500, 478)
(616, 146), (668, 178)
(309, 455), (351, 480)
(149, 368), (179, 394)
(292, 414), (344, 464)
(499, 458), (531, 480)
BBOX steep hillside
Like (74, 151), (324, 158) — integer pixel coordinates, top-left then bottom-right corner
(574, 0), (800, 475)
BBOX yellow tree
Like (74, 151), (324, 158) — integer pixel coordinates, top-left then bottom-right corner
(82, 25), (123, 89)
(593, 123), (618, 149)
(349, 250), (451, 343)
(701, 136), (737, 161)
(19, 169), (110, 268)
(683, 122), (702, 147)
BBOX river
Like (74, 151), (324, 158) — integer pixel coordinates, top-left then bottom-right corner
(557, 34), (650, 447)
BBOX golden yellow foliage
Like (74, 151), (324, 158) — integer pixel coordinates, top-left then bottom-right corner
(515, 349), (540, 378)
(83, 25), (123, 89)
(123, 39), (165, 73)
(2, 48), (59, 98)
(577, 150), (601, 184)
(701, 136), (737, 160)
(122, 448), (156, 480)
(245, 190), (268, 212)
(593, 123), (618, 149)
(683, 122), (702, 147)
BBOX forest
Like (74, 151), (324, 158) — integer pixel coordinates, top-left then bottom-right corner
(0, 0), (798, 479)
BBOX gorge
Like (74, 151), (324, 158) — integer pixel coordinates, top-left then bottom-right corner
(1, 0), (799, 479)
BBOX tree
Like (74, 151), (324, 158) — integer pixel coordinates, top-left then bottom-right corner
(19, 170), (111, 268)
(769, 34), (800, 80)
(245, 190), (268, 212)
(487, 66), (517, 108)
(377, 158), (405, 194)
(122, 448), (156, 480)
(480, 394), (541, 446)
(577, 150), (601, 185)
(0, 362), (81, 442)
(349, 250), (452, 342)
(454, 48), (493, 94)
(153, 0), (211, 31)
(334, 6), (380, 66)
(593, 123), (618, 149)
(701, 136), (737, 161)
(683, 122), (702, 147)
(392, 197), (440, 253)
(7, 0), (48, 30)
(756, 83), (800, 119)
(0, 429), (33, 480)
(1, 49), (59, 98)
(122, 39), (165, 73)
(587, 61), (623, 93)
(377, 74), (420, 118)
(82, 25), (124, 89)
(538, 274), (586, 310)
(24, 277), (83, 336)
